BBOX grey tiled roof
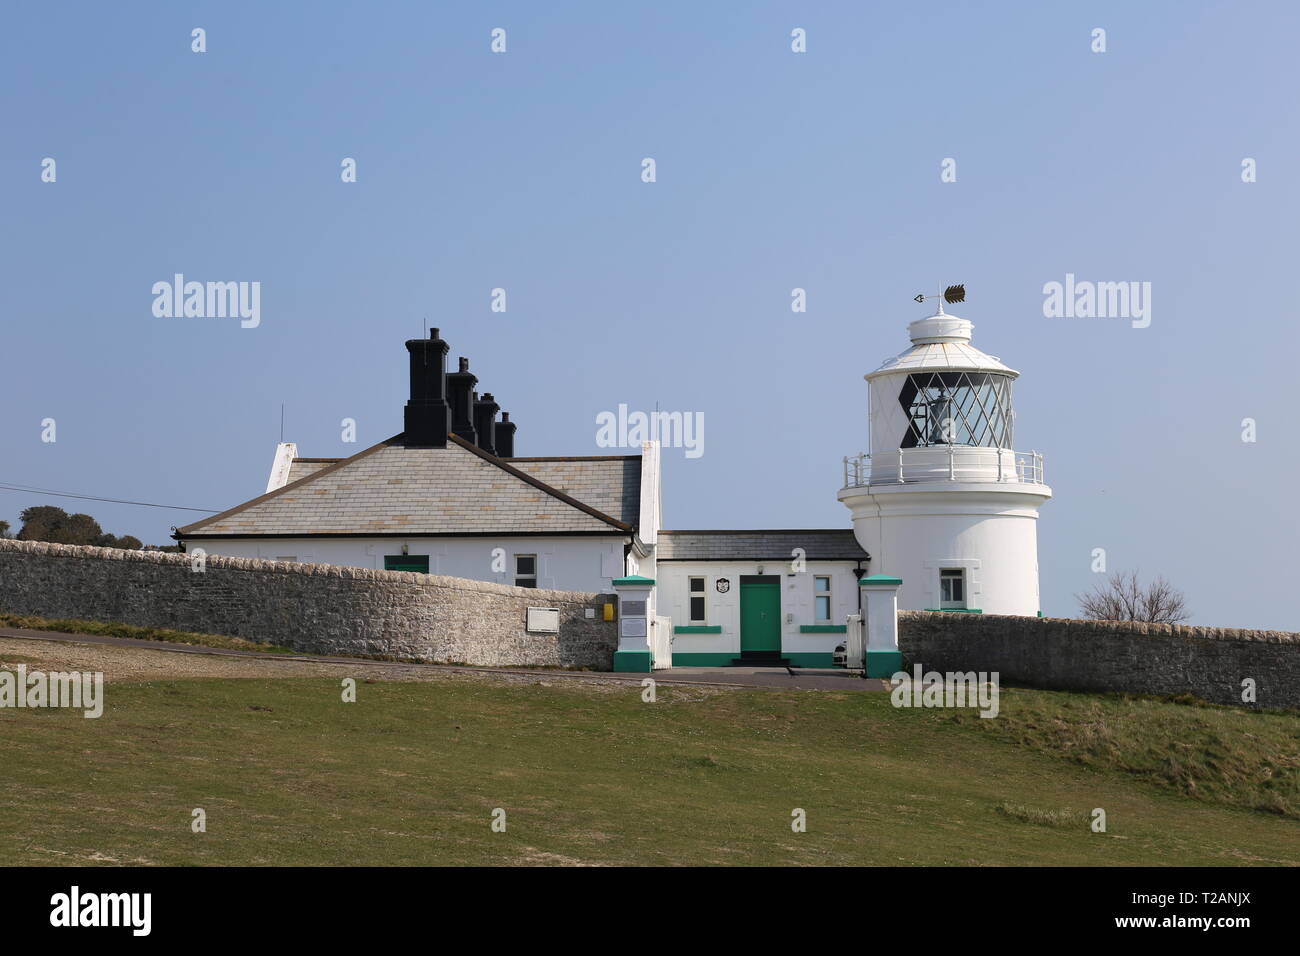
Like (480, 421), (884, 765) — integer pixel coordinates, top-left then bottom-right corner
(657, 530), (869, 561)
(287, 459), (338, 483)
(180, 437), (632, 537)
(506, 457), (641, 527)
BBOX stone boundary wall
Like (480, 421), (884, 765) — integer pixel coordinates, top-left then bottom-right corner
(898, 610), (1300, 709)
(0, 539), (617, 669)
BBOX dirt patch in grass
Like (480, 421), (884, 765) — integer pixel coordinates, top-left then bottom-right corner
(0, 613), (294, 655)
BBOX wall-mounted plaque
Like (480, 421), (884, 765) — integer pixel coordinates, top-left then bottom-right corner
(526, 607), (560, 634)
(716, 578), (730, 593)
(621, 600), (647, 616)
(620, 618), (647, 638)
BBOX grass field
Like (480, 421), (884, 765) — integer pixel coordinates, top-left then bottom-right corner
(3, 669), (1297, 866)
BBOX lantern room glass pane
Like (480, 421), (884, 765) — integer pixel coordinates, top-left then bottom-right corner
(897, 371), (1014, 448)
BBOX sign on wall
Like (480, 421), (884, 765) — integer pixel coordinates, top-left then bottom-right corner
(526, 607), (560, 634)
(716, 578), (730, 593)
(620, 618), (646, 638)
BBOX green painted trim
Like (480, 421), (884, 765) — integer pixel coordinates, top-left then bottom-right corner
(923, 608), (984, 613)
(674, 625), (722, 634)
(865, 649), (903, 678)
(859, 574), (902, 586)
(799, 624), (847, 633)
(785, 652), (836, 667)
(612, 650), (653, 673)
(668, 652), (838, 668)
(1037, 610), (1044, 617)
(671, 652), (737, 667)
(611, 575), (655, 587)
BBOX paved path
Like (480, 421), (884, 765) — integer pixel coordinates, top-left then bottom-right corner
(0, 627), (888, 692)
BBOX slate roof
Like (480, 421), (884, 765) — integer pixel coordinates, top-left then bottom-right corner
(656, 529), (869, 561)
(287, 459), (338, 483)
(178, 435), (633, 537)
(505, 456), (641, 528)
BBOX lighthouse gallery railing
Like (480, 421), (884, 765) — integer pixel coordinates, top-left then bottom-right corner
(842, 447), (1044, 488)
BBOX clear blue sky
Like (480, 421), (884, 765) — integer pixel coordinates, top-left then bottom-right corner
(3, 1), (1297, 629)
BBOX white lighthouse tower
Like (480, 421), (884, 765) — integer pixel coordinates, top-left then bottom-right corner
(838, 294), (1051, 617)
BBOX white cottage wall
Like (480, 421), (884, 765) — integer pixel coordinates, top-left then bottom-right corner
(190, 536), (631, 594)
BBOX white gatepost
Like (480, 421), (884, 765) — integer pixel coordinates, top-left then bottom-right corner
(611, 575), (655, 673)
(858, 574), (903, 678)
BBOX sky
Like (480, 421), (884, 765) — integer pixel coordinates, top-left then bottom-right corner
(2, 1), (1298, 629)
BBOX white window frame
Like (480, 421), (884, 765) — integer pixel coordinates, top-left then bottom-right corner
(814, 575), (833, 623)
(688, 576), (707, 624)
(939, 568), (966, 609)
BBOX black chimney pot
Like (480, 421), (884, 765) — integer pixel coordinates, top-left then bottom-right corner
(496, 411), (517, 457)
(403, 328), (451, 447)
(446, 356), (478, 445)
(473, 392), (500, 456)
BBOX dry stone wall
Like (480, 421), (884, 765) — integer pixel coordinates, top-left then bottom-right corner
(898, 610), (1300, 709)
(0, 539), (617, 669)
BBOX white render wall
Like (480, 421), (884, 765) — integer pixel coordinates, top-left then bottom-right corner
(655, 561), (864, 661)
(187, 536), (631, 594)
(840, 485), (1046, 615)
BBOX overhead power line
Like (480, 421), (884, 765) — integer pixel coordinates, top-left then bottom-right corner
(0, 481), (219, 513)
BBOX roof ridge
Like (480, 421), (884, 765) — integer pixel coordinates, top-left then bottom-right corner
(178, 434), (634, 538)
(446, 434), (631, 531)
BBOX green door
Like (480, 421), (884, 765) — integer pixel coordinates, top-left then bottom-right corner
(383, 555), (429, 573)
(739, 575), (781, 653)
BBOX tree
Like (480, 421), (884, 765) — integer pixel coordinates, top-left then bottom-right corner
(16, 506), (142, 549)
(1075, 570), (1190, 625)
(0, 519), (9, 538)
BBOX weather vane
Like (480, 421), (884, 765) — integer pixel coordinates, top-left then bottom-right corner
(913, 284), (966, 313)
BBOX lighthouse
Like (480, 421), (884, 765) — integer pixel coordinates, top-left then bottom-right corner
(838, 294), (1051, 616)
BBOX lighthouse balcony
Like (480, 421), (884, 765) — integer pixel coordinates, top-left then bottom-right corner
(842, 446), (1044, 488)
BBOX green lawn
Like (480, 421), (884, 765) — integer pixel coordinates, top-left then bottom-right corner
(2, 676), (1297, 865)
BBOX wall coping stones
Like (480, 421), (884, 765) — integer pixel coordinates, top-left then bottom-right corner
(898, 608), (1300, 646)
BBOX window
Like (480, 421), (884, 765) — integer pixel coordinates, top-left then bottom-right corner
(814, 575), (832, 622)
(898, 371), (1014, 448)
(383, 555), (429, 573)
(515, 554), (537, 588)
(689, 577), (706, 623)
(940, 569), (966, 609)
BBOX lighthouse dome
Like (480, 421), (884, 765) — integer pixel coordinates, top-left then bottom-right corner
(867, 311), (1016, 380)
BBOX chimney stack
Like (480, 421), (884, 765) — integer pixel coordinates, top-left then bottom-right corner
(496, 412), (516, 457)
(446, 356), (478, 445)
(403, 328), (451, 447)
(473, 392), (500, 456)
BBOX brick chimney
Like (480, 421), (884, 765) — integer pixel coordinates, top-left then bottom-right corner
(473, 392), (499, 456)
(446, 356), (478, 445)
(496, 411), (516, 457)
(403, 328), (451, 447)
